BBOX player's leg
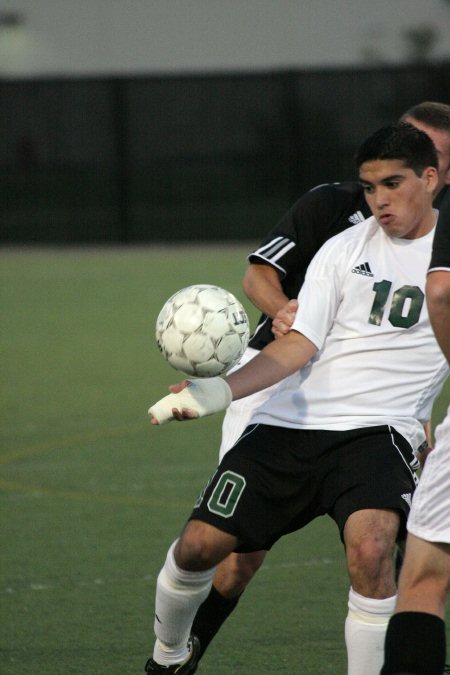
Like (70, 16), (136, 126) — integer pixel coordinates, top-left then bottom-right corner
(190, 367), (280, 661)
(191, 549), (266, 658)
(149, 520), (238, 671)
(343, 508), (400, 675)
(394, 538), (405, 583)
(211, 549), (266, 597)
(381, 409), (450, 675)
(381, 535), (450, 675)
(148, 423), (292, 671)
(327, 425), (419, 675)
(396, 534), (450, 616)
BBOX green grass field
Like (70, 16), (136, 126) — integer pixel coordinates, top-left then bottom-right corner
(1, 247), (449, 675)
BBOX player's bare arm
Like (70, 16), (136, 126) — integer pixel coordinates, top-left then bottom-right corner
(242, 263), (289, 318)
(149, 330), (318, 424)
(426, 270), (450, 364)
(242, 263), (299, 338)
(225, 329), (317, 399)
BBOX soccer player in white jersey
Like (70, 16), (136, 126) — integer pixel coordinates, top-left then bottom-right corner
(145, 123), (449, 675)
(190, 102), (450, 664)
(381, 204), (450, 675)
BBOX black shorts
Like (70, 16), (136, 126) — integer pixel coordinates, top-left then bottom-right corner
(190, 424), (418, 552)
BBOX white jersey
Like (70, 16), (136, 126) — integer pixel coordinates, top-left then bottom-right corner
(252, 216), (449, 451)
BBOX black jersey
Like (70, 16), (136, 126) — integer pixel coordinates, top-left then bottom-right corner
(430, 185), (450, 270)
(248, 182), (371, 350)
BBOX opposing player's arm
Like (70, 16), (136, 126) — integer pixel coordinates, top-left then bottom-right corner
(243, 263), (299, 337)
(149, 330), (318, 424)
(426, 270), (450, 364)
(242, 263), (289, 318)
(421, 420), (432, 448)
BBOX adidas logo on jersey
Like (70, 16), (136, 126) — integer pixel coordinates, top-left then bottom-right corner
(352, 262), (374, 277)
(348, 210), (365, 225)
(401, 493), (412, 508)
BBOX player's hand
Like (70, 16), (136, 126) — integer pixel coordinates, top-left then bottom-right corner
(417, 445), (434, 469)
(272, 299), (298, 339)
(150, 380), (197, 424)
(148, 377), (232, 425)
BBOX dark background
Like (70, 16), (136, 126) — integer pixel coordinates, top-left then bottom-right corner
(1, 62), (449, 244)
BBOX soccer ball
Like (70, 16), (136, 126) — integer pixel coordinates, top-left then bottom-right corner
(155, 284), (250, 377)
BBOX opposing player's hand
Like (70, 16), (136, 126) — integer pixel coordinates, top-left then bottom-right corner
(272, 299), (298, 339)
(148, 377), (232, 425)
(417, 445), (434, 469)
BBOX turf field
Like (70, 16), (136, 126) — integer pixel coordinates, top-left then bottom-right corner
(1, 247), (449, 675)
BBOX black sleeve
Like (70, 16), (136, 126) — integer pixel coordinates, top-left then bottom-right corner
(246, 182), (368, 350)
(430, 186), (450, 270)
(248, 182), (365, 280)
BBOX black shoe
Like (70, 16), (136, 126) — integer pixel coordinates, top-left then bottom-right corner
(144, 635), (200, 674)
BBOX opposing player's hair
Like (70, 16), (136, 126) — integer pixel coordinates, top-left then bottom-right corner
(400, 101), (450, 133)
(355, 123), (438, 176)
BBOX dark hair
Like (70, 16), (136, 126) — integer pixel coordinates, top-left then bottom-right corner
(355, 123), (438, 176)
(400, 101), (450, 133)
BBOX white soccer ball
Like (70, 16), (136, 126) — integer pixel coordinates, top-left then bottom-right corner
(155, 284), (250, 377)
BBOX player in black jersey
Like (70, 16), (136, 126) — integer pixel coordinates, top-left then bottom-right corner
(246, 181), (370, 351)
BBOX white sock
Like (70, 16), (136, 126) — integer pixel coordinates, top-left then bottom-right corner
(345, 587), (396, 675)
(153, 540), (216, 666)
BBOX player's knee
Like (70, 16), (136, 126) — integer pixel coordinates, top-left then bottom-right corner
(348, 535), (392, 567)
(234, 550), (266, 581)
(347, 537), (395, 590)
(399, 561), (450, 603)
(215, 551), (266, 595)
(344, 510), (399, 593)
(175, 530), (218, 571)
(175, 521), (237, 571)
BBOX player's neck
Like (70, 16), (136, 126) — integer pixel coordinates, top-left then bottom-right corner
(407, 209), (437, 240)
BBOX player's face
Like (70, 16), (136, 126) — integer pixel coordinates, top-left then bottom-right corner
(359, 159), (438, 240)
(404, 117), (450, 194)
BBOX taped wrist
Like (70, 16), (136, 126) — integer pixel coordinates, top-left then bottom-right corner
(149, 378), (232, 424)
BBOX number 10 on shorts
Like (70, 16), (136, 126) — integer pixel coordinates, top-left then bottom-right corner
(207, 471), (246, 518)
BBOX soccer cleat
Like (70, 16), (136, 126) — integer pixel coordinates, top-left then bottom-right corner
(144, 635), (200, 674)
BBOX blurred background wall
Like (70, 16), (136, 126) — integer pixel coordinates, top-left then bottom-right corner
(1, 0), (449, 243)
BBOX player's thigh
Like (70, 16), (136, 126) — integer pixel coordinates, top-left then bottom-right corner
(330, 425), (417, 541)
(193, 425), (321, 552)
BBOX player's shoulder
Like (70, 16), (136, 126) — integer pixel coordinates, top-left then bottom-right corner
(307, 181), (365, 205)
(430, 190), (450, 270)
(294, 181), (368, 222)
(309, 181), (364, 197)
(315, 215), (378, 256)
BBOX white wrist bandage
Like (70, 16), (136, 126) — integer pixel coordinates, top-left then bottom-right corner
(148, 377), (232, 424)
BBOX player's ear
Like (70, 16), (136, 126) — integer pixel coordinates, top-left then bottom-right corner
(423, 166), (439, 193)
